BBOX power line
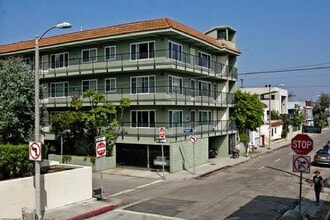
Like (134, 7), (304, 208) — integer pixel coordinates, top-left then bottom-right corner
(239, 66), (330, 75)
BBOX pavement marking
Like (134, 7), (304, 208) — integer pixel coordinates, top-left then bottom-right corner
(114, 210), (186, 220)
(258, 166), (265, 170)
(136, 180), (164, 189)
(288, 152), (294, 155)
(110, 180), (164, 197)
(274, 158), (281, 163)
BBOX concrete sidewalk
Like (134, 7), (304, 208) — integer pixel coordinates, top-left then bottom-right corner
(44, 131), (330, 220)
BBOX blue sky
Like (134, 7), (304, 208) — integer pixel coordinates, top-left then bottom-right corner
(1, 0), (329, 101)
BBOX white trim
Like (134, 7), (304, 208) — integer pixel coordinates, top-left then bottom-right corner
(130, 75), (156, 95)
(130, 109), (156, 128)
(50, 52), (69, 69)
(50, 81), (69, 98)
(105, 78), (116, 92)
(130, 41), (155, 61)
(81, 48), (97, 63)
(104, 45), (116, 61)
(81, 79), (98, 92)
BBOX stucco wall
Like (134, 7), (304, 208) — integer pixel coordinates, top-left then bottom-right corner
(170, 138), (208, 172)
(0, 165), (92, 218)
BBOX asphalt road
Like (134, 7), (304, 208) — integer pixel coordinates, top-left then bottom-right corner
(91, 130), (330, 220)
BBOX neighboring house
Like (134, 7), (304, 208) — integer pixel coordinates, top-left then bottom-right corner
(288, 100), (314, 126)
(240, 87), (288, 146)
(0, 18), (241, 172)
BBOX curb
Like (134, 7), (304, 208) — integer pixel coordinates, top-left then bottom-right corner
(65, 204), (116, 220)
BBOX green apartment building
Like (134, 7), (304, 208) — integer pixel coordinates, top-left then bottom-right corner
(0, 18), (240, 172)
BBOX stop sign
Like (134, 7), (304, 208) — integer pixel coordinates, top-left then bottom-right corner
(291, 134), (313, 155)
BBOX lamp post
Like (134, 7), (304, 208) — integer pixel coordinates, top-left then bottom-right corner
(265, 84), (271, 149)
(34, 21), (71, 219)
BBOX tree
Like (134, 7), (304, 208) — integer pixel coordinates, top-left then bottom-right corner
(0, 58), (34, 144)
(231, 90), (264, 134)
(51, 90), (131, 156)
(289, 104), (304, 127)
(313, 93), (330, 127)
(271, 110), (281, 120)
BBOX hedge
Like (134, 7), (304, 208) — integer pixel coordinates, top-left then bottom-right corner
(0, 144), (34, 180)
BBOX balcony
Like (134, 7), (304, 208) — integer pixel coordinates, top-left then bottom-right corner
(43, 120), (237, 142)
(38, 49), (238, 80)
(41, 86), (235, 108)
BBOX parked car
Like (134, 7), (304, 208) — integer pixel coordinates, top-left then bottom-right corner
(313, 148), (330, 166)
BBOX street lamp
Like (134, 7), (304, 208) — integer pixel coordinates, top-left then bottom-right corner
(34, 21), (71, 219)
(265, 84), (272, 149)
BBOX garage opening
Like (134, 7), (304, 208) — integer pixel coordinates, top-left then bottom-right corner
(116, 143), (169, 170)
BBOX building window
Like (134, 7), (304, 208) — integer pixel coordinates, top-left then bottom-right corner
(51, 53), (69, 69)
(199, 110), (211, 125)
(82, 79), (97, 92)
(168, 41), (182, 61)
(190, 79), (196, 97)
(50, 82), (69, 97)
(190, 110), (196, 128)
(105, 78), (116, 92)
(198, 81), (211, 96)
(217, 30), (226, 39)
(131, 75), (155, 94)
(198, 52), (211, 68)
(169, 110), (183, 128)
(82, 48), (97, 63)
(104, 46), (116, 60)
(168, 75), (183, 94)
(131, 41), (155, 60)
(131, 110), (155, 128)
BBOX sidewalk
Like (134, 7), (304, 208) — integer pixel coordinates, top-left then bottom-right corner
(44, 131), (330, 220)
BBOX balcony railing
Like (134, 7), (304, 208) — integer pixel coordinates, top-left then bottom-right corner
(43, 120), (237, 142)
(118, 120), (237, 142)
(37, 49), (238, 80)
(41, 86), (235, 107)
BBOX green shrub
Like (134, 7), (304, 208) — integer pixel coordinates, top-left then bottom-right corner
(0, 144), (34, 180)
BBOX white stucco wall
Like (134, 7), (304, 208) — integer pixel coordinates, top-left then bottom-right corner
(0, 165), (92, 218)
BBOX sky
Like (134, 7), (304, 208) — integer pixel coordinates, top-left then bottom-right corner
(0, 0), (329, 101)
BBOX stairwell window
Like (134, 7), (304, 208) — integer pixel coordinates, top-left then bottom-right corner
(82, 79), (97, 92)
(131, 41), (155, 60)
(131, 110), (155, 128)
(131, 75), (155, 94)
(51, 52), (69, 69)
(168, 41), (182, 61)
(104, 46), (116, 60)
(50, 82), (69, 97)
(169, 110), (183, 128)
(82, 48), (97, 63)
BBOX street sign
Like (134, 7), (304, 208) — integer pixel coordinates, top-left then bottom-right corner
(302, 125), (322, 134)
(190, 135), (198, 143)
(29, 141), (42, 161)
(96, 141), (106, 158)
(292, 155), (311, 173)
(184, 128), (194, 135)
(159, 127), (166, 139)
(291, 134), (313, 155)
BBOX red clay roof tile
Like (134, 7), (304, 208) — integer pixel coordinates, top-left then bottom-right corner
(0, 18), (240, 54)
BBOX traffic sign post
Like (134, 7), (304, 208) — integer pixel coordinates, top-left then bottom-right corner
(95, 136), (106, 199)
(291, 133), (313, 214)
(291, 134), (313, 155)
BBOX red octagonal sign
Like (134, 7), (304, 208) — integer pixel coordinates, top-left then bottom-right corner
(291, 134), (313, 155)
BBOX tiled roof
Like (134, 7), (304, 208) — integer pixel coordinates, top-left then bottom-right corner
(0, 18), (240, 54)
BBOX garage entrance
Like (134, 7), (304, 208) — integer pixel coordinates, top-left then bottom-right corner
(116, 143), (169, 169)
